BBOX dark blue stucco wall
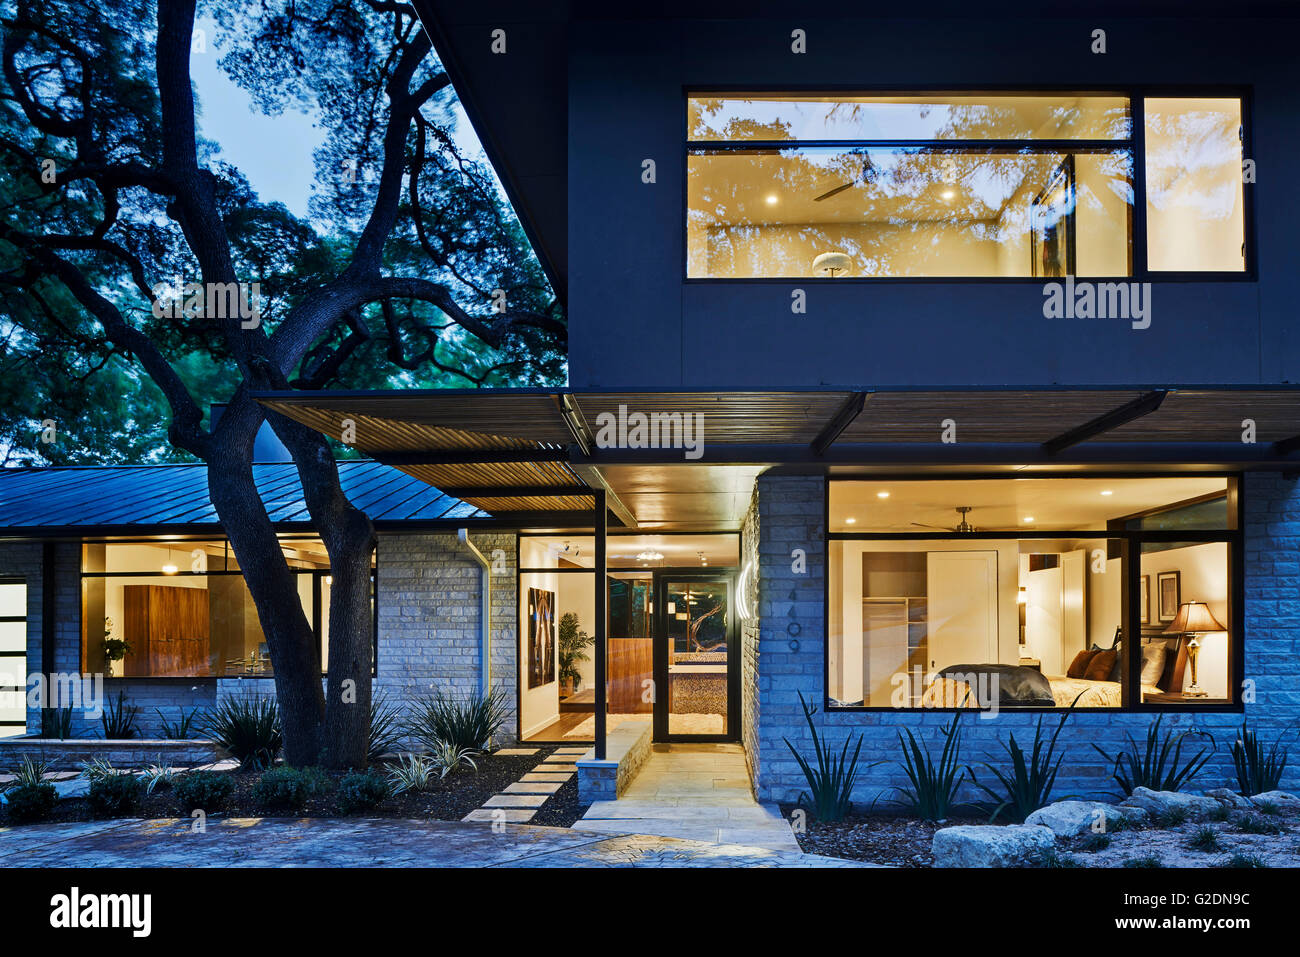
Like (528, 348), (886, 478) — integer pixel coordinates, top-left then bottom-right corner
(566, 16), (1298, 388)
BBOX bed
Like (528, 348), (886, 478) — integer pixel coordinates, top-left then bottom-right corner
(920, 667), (1162, 709)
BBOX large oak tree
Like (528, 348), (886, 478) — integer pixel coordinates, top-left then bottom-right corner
(0, 0), (564, 765)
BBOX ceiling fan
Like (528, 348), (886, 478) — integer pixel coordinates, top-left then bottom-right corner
(910, 506), (1023, 534)
(812, 154), (878, 202)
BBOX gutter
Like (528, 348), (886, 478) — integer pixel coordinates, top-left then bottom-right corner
(457, 529), (491, 695)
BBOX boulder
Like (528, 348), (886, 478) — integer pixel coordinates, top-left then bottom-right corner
(932, 824), (1056, 867)
(1249, 790), (1299, 811)
(1024, 800), (1144, 838)
(1120, 786), (1219, 820)
(1204, 787), (1254, 810)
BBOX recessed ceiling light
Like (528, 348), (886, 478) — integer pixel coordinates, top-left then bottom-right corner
(765, 193), (779, 205)
(845, 517), (857, 525)
(1100, 490), (1114, 496)
(161, 563), (178, 575)
(1023, 516), (1035, 523)
(940, 189), (955, 200)
(877, 491), (890, 499)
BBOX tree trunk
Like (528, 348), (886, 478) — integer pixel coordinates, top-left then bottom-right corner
(320, 515), (377, 768)
(207, 404), (325, 766)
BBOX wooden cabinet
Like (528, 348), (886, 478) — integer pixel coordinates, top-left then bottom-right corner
(122, 585), (210, 677)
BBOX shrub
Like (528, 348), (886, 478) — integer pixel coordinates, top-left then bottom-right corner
(970, 710), (1073, 823)
(1033, 847), (1080, 868)
(337, 771), (391, 814)
(1234, 814), (1283, 836)
(403, 687), (508, 753)
(1152, 805), (1190, 829)
(1186, 825), (1221, 851)
(368, 692), (404, 763)
(174, 772), (236, 812)
(1255, 799), (1280, 816)
(1123, 854), (1163, 868)
(11, 755), (49, 789)
(4, 782), (57, 823)
(1078, 833), (1111, 853)
(253, 766), (314, 811)
(386, 753), (437, 794)
(1093, 715), (1215, 797)
(41, 707), (74, 739)
(1231, 720), (1292, 797)
(157, 708), (200, 740)
(100, 691), (140, 739)
(783, 691), (877, 822)
(893, 713), (966, 822)
(1222, 852), (1268, 868)
(89, 773), (142, 816)
(202, 698), (282, 770)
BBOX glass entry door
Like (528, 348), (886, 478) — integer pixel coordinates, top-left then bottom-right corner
(653, 574), (737, 741)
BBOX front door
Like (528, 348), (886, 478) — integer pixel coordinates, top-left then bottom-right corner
(652, 573), (738, 742)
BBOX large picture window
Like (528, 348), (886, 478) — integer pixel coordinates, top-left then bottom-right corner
(80, 538), (375, 679)
(827, 477), (1239, 710)
(687, 92), (1246, 279)
(0, 579), (27, 736)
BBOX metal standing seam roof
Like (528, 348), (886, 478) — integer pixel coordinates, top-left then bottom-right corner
(0, 460), (488, 534)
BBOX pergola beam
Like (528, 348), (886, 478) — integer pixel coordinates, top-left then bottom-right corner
(570, 464), (639, 528)
(435, 484), (593, 498)
(371, 448), (569, 466)
(1041, 390), (1169, 455)
(810, 391), (869, 455)
(1275, 434), (1300, 456)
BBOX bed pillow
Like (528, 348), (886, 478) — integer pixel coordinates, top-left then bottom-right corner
(1140, 642), (1168, 688)
(1083, 649), (1118, 682)
(1067, 649), (1099, 679)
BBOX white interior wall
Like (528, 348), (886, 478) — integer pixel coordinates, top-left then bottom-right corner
(1140, 542), (1230, 697)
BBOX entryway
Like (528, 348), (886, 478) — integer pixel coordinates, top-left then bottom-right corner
(576, 743), (800, 853)
(652, 573), (737, 742)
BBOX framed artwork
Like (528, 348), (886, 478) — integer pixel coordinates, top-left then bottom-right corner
(1157, 571), (1181, 623)
(1031, 156), (1076, 278)
(527, 587), (556, 689)
(1139, 574), (1151, 625)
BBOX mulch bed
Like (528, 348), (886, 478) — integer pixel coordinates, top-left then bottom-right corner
(1, 746), (590, 828)
(780, 804), (1000, 866)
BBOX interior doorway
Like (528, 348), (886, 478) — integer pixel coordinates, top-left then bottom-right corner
(653, 572), (738, 742)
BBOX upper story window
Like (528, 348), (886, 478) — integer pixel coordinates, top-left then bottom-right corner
(686, 92), (1245, 279)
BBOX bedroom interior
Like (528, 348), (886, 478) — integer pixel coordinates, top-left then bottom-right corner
(828, 476), (1235, 710)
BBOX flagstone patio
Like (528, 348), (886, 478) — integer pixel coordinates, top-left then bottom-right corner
(0, 816), (867, 868)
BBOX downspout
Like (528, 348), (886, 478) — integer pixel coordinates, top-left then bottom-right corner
(457, 530), (491, 696)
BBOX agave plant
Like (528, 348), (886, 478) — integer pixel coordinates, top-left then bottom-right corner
(1232, 720), (1293, 797)
(157, 708), (201, 740)
(79, 755), (119, 784)
(403, 687), (508, 753)
(970, 710), (1073, 823)
(368, 691), (404, 762)
(386, 753), (438, 794)
(100, 690), (140, 739)
(429, 739), (479, 780)
(140, 761), (178, 794)
(1093, 714), (1215, 797)
(894, 712), (967, 821)
(12, 755), (50, 789)
(783, 691), (877, 822)
(201, 698), (283, 770)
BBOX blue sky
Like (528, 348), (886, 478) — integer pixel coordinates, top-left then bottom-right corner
(190, 16), (482, 221)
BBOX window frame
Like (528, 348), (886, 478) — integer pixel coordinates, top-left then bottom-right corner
(683, 86), (1255, 283)
(77, 536), (378, 680)
(0, 577), (27, 732)
(822, 473), (1245, 714)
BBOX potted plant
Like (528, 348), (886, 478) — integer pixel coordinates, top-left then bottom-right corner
(101, 616), (131, 676)
(557, 612), (593, 698)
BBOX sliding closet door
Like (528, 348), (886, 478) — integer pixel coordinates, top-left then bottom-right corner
(926, 551), (998, 671)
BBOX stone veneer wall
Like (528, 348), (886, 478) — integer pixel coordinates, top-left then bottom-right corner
(753, 472), (1300, 805)
(370, 531), (519, 745)
(1, 531), (518, 744)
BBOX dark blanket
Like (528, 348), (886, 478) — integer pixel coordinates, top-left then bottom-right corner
(937, 664), (1056, 707)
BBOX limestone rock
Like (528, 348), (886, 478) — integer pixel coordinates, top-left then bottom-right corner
(932, 824), (1056, 867)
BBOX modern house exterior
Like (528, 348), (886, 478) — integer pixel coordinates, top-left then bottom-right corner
(3, 3), (1299, 805)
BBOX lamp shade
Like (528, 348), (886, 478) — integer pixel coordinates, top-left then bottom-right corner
(1164, 601), (1225, 634)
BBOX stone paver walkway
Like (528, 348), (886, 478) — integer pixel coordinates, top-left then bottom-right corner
(577, 743), (802, 853)
(460, 746), (585, 824)
(0, 817), (864, 868)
